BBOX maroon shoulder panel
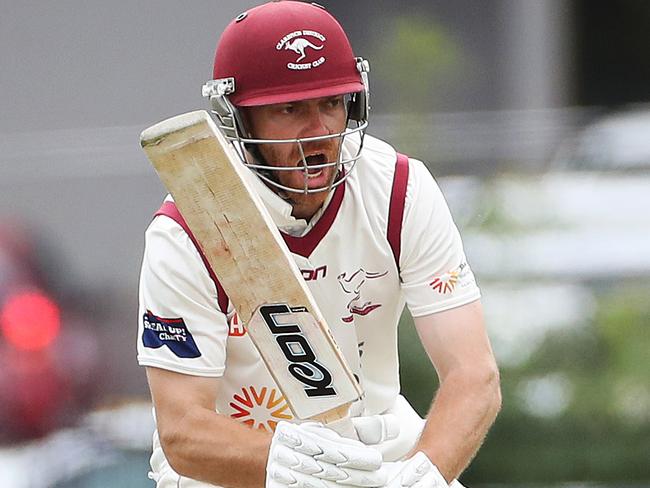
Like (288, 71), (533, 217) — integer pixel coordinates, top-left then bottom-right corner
(154, 201), (229, 314)
(387, 153), (410, 273)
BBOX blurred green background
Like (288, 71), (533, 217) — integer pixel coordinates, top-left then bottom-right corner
(400, 281), (650, 485)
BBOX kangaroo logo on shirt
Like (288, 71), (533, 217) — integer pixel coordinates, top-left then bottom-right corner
(337, 268), (388, 323)
(277, 30), (326, 70)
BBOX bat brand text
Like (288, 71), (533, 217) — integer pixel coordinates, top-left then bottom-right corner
(259, 304), (336, 398)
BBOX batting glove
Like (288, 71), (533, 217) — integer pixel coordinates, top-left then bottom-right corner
(266, 421), (387, 488)
(382, 452), (449, 488)
(350, 395), (426, 461)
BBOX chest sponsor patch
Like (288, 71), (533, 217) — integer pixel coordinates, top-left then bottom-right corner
(142, 311), (201, 358)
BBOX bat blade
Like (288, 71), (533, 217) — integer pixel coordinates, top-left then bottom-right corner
(140, 110), (361, 421)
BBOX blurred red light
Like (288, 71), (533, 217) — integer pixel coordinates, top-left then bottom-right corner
(1, 291), (61, 351)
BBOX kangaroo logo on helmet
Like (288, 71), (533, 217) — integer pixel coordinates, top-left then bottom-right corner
(285, 38), (323, 62)
(276, 30), (326, 71)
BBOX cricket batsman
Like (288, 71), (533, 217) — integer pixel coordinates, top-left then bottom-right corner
(137, 1), (501, 487)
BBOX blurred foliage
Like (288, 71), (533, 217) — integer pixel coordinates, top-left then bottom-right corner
(372, 14), (463, 114)
(399, 282), (650, 484)
(466, 177), (574, 235)
(369, 13), (465, 158)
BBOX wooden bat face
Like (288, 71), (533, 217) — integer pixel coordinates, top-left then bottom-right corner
(140, 111), (361, 422)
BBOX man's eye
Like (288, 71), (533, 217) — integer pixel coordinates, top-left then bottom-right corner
(327, 98), (342, 108)
(280, 104), (295, 114)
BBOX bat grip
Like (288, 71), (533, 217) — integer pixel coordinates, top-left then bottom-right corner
(314, 402), (359, 439)
(325, 416), (358, 440)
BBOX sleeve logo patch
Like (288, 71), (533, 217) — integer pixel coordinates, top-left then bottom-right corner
(142, 311), (201, 358)
(430, 270), (459, 294)
(429, 262), (471, 295)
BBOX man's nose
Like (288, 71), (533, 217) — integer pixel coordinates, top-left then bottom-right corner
(300, 107), (330, 138)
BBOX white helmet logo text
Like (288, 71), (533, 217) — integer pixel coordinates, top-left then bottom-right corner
(277, 30), (326, 70)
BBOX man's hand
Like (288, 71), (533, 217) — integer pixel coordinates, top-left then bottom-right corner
(266, 421), (387, 488)
(382, 452), (448, 488)
(350, 395), (425, 461)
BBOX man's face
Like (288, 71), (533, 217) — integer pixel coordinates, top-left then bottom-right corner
(243, 95), (348, 220)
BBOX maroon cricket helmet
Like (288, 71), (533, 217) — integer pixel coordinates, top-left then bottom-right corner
(212, 1), (364, 107)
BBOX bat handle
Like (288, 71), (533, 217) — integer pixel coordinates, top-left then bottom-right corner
(326, 416), (358, 439)
(315, 402), (358, 440)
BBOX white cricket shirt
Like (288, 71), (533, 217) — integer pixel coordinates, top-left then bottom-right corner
(137, 133), (480, 428)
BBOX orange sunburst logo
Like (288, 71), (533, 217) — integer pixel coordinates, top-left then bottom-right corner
(430, 270), (459, 294)
(230, 386), (293, 431)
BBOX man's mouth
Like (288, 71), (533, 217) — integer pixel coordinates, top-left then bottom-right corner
(301, 153), (328, 178)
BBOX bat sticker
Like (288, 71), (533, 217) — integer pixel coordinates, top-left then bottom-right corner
(258, 304), (337, 398)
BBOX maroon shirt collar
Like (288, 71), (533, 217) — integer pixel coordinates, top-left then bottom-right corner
(281, 180), (345, 258)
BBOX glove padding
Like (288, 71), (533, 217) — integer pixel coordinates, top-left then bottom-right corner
(266, 421), (386, 488)
(383, 452), (449, 488)
(350, 395), (426, 461)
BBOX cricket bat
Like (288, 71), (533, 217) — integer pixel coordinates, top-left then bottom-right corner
(140, 110), (362, 428)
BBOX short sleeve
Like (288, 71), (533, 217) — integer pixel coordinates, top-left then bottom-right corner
(137, 215), (229, 376)
(399, 159), (481, 317)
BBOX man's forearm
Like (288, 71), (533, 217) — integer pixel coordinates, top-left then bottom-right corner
(415, 365), (501, 482)
(159, 405), (271, 488)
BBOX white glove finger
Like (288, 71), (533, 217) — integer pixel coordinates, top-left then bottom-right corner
(270, 465), (332, 488)
(270, 464), (381, 488)
(351, 413), (400, 445)
(399, 452), (434, 486)
(378, 461), (403, 483)
(315, 446), (382, 471)
(315, 464), (350, 482)
(277, 451), (385, 486)
(275, 423), (322, 456)
(386, 452), (446, 488)
(277, 422), (362, 461)
(274, 445), (323, 475)
(275, 445), (366, 483)
(274, 422), (383, 471)
(335, 466), (388, 487)
(297, 424), (382, 470)
(377, 396), (426, 462)
(268, 463), (299, 486)
(411, 468), (448, 488)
